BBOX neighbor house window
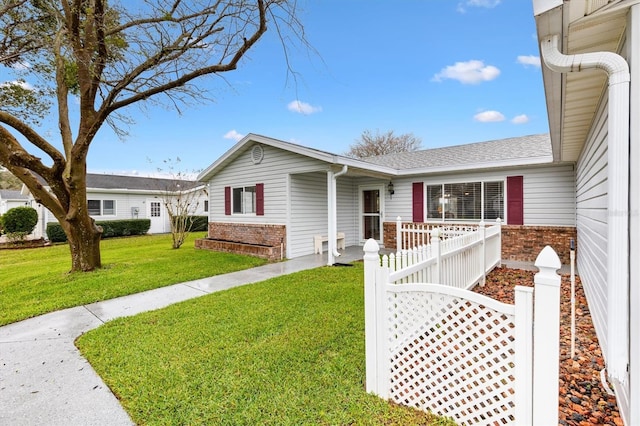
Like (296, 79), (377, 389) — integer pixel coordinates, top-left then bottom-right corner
(424, 181), (503, 222)
(232, 186), (256, 214)
(204, 200), (209, 213)
(87, 199), (116, 216)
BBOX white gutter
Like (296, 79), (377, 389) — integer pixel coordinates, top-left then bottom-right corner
(540, 34), (630, 384)
(327, 165), (348, 266)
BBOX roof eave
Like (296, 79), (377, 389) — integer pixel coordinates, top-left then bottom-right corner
(535, 2), (565, 161)
(197, 133), (398, 181)
(396, 155), (555, 176)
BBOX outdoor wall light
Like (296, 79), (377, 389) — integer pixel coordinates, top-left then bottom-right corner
(388, 181), (395, 198)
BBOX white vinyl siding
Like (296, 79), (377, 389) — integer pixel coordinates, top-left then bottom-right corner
(287, 173), (358, 258)
(575, 95), (609, 362)
(289, 172), (327, 257)
(207, 143), (328, 225)
(383, 164), (576, 226)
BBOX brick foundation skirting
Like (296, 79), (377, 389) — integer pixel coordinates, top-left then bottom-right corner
(383, 222), (577, 265)
(195, 222), (286, 261)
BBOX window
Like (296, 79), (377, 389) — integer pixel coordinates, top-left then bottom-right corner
(87, 200), (101, 216)
(232, 186), (256, 214)
(204, 200), (209, 213)
(424, 181), (503, 222)
(87, 199), (116, 216)
(150, 201), (161, 218)
(103, 200), (115, 215)
(225, 184), (264, 216)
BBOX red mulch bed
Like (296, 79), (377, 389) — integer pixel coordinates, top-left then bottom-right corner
(475, 267), (622, 426)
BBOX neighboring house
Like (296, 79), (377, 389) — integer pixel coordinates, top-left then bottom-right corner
(31, 173), (208, 237)
(0, 189), (30, 214)
(533, 1), (638, 424)
(196, 132), (577, 264)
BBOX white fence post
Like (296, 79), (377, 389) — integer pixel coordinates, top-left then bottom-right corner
(363, 238), (380, 395)
(514, 285), (534, 424)
(431, 228), (441, 284)
(479, 221), (486, 286)
(396, 216), (402, 252)
(532, 245), (561, 426)
(496, 217), (502, 266)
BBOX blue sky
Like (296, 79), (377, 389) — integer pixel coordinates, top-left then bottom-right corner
(9, 0), (548, 176)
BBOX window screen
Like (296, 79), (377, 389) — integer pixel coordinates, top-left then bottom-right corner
(88, 200), (101, 215)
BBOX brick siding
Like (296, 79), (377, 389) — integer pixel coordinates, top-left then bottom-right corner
(195, 222), (286, 261)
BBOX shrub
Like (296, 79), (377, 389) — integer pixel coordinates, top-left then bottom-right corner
(46, 219), (151, 243)
(46, 222), (68, 242)
(2, 206), (38, 235)
(99, 219), (151, 238)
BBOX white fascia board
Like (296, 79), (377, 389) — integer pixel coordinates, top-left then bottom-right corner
(197, 133), (398, 181)
(87, 185), (206, 196)
(395, 155), (555, 177)
(533, 0), (563, 16)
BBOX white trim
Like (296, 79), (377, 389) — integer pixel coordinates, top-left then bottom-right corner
(628, 5), (640, 424)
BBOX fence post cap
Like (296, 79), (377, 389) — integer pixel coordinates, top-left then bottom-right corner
(534, 245), (561, 286)
(363, 238), (380, 256)
(430, 228), (440, 238)
(535, 245), (561, 269)
(396, 216), (402, 221)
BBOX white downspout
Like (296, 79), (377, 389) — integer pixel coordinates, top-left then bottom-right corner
(541, 35), (630, 384)
(327, 165), (348, 266)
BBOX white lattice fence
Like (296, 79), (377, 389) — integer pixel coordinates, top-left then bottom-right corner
(364, 240), (563, 426)
(386, 285), (526, 425)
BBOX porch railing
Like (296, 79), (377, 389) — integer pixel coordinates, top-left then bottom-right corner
(395, 216), (501, 252)
(389, 221), (501, 290)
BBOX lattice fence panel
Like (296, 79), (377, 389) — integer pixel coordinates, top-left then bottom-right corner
(386, 290), (516, 425)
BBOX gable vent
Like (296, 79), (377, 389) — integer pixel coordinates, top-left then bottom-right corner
(251, 144), (264, 164)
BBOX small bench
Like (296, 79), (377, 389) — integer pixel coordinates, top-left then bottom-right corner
(314, 232), (346, 254)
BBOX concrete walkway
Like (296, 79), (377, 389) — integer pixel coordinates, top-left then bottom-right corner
(0, 248), (365, 426)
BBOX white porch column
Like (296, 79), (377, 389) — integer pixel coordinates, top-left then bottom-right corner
(327, 170), (337, 266)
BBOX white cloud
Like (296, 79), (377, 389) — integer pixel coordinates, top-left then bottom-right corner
(223, 129), (244, 141)
(287, 100), (322, 115)
(511, 114), (530, 124)
(474, 110), (505, 122)
(457, 0), (501, 13)
(1, 80), (34, 90)
(517, 55), (541, 68)
(11, 61), (30, 70)
(432, 60), (500, 84)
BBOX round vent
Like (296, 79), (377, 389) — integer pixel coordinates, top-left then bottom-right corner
(251, 144), (264, 164)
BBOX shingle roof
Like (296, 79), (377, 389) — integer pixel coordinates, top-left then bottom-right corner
(360, 134), (552, 170)
(0, 189), (27, 200)
(85, 173), (202, 191)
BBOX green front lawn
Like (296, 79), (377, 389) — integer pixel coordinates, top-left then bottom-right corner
(0, 234), (266, 326)
(77, 264), (454, 425)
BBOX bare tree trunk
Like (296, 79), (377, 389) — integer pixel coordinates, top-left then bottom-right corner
(60, 211), (102, 272)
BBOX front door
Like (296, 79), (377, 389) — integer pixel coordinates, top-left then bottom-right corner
(361, 187), (382, 242)
(147, 199), (165, 233)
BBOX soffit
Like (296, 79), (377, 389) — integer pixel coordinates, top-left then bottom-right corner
(560, 6), (627, 162)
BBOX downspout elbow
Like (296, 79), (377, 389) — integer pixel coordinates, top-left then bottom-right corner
(334, 165), (348, 178)
(541, 35), (630, 84)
